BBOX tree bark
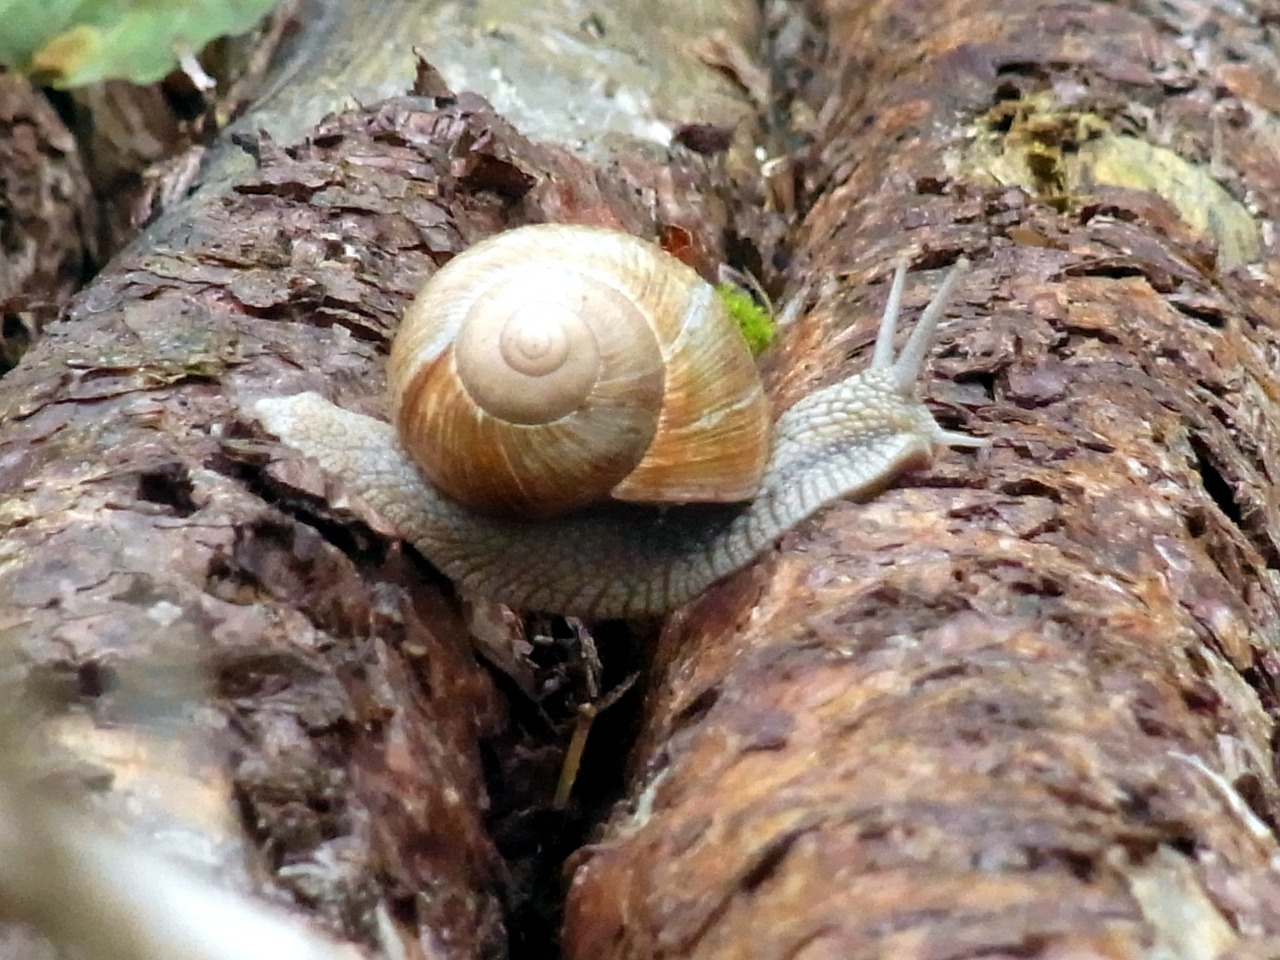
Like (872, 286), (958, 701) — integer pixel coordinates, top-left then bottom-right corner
(9, 0), (1280, 957)
(0, 73), (98, 368)
(0, 2), (301, 369)
(0, 0), (762, 958)
(562, 1), (1280, 957)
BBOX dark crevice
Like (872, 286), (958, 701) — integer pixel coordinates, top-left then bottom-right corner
(230, 295), (392, 344)
(670, 685), (721, 731)
(1185, 435), (1280, 576)
(481, 617), (655, 960)
(215, 452), (396, 582)
(1167, 295), (1227, 328)
(996, 477), (1065, 501)
(1060, 260), (1148, 282)
(136, 461), (199, 516)
(740, 827), (809, 891)
(951, 368), (999, 400)
(1188, 434), (1242, 526)
(1241, 658), (1280, 719)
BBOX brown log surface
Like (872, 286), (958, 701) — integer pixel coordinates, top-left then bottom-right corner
(562, 1), (1280, 957)
(0, 0), (763, 957)
(0, 74), (97, 367)
(0, 100), (522, 957)
(150, 0), (760, 240)
(0, 3), (299, 368)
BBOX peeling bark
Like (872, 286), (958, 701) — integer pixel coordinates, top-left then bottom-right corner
(10, 0), (1280, 957)
(562, 1), (1280, 957)
(0, 0), (763, 957)
(0, 3), (298, 372)
(0, 74), (97, 370)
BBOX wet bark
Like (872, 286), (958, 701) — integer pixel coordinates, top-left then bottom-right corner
(0, 4), (300, 373)
(0, 0), (762, 958)
(0, 73), (98, 370)
(8, 0), (1280, 957)
(562, 1), (1280, 958)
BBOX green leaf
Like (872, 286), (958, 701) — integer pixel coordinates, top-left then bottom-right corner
(0, 0), (277, 87)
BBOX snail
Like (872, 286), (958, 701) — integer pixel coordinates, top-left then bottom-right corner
(254, 223), (983, 618)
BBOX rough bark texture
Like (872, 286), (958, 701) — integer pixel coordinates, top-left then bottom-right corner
(562, 1), (1280, 957)
(11, 0), (1280, 957)
(0, 102), (519, 957)
(0, 73), (97, 369)
(0, 0), (764, 957)
(149, 0), (763, 245)
(0, 2), (299, 375)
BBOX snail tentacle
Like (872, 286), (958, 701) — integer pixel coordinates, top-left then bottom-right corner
(870, 255), (908, 370)
(254, 256), (982, 618)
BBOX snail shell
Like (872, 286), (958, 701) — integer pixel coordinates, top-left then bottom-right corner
(387, 224), (769, 517)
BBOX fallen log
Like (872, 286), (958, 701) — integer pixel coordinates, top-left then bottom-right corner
(0, 0), (763, 956)
(562, 0), (1280, 956)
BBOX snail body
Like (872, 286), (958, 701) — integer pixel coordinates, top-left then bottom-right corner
(255, 226), (983, 618)
(390, 224), (768, 517)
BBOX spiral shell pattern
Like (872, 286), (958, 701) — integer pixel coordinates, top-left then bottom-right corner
(388, 224), (769, 517)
